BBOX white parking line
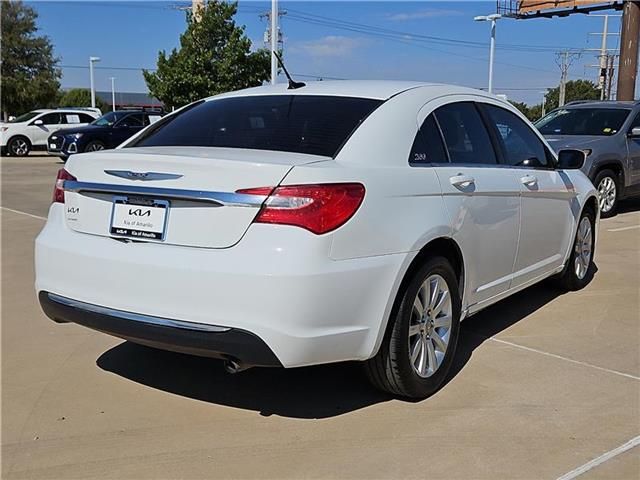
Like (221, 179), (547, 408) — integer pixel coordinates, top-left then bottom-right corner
(556, 435), (640, 480)
(607, 224), (640, 232)
(489, 337), (640, 381)
(0, 206), (46, 221)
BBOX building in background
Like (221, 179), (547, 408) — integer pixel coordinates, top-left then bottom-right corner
(95, 91), (163, 110)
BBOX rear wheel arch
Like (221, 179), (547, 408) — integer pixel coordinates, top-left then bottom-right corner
(592, 160), (625, 187)
(7, 135), (32, 155)
(373, 237), (465, 355)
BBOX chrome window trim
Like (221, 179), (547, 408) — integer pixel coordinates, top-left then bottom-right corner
(63, 180), (267, 207)
(47, 293), (231, 333)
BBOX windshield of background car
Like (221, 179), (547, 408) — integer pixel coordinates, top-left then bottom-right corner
(91, 111), (131, 126)
(130, 95), (383, 157)
(535, 107), (631, 136)
(9, 111), (40, 123)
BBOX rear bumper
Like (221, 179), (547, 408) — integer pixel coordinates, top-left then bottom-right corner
(36, 204), (406, 368)
(39, 291), (282, 367)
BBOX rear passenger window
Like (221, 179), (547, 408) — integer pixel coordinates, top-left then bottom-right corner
(79, 113), (95, 123)
(409, 115), (448, 164)
(484, 105), (549, 168)
(434, 102), (497, 165)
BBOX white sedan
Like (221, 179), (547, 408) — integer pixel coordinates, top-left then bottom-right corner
(35, 81), (598, 398)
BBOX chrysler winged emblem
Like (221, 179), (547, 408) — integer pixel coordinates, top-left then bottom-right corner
(104, 170), (183, 181)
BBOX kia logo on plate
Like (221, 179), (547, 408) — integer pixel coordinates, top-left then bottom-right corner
(129, 208), (151, 217)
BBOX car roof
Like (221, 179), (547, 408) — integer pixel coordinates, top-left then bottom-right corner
(207, 80), (484, 102)
(561, 100), (636, 109)
(33, 108), (99, 114)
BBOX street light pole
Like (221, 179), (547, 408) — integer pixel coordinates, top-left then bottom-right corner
(109, 77), (116, 112)
(89, 56), (101, 108)
(474, 14), (502, 94)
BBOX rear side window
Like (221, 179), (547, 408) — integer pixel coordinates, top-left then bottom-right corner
(434, 102), (497, 165)
(119, 114), (144, 127)
(79, 113), (96, 123)
(483, 105), (549, 168)
(132, 95), (383, 158)
(409, 114), (448, 164)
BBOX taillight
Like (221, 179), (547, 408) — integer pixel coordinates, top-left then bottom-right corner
(52, 168), (76, 204)
(237, 183), (365, 235)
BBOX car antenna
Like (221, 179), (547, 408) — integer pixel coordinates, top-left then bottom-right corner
(273, 52), (306, 90)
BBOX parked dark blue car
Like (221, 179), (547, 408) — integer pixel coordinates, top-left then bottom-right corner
(47, 110), (163, 161)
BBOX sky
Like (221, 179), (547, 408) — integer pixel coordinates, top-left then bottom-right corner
(28, 0), (629, 105)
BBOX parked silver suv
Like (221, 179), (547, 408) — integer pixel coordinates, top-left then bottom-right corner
(536, 101), (640, 217)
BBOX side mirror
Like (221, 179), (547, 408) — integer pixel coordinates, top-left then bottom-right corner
(33, 119), (44, 126)
(8, 116), (15, 122)
(628, 126), (640, 138)
(557, 149), (587, 170)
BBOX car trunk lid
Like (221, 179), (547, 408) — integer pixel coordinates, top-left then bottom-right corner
(62, 146), (329, 248)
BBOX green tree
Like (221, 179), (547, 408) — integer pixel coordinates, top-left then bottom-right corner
(0, 1), (61, 120)
(143, 1), (270, 109)
(545, 79), (600, 111)
(509, 100), (545, 122)
(58, 88), (109, 113)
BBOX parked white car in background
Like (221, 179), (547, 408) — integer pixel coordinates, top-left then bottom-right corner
(1, 108), (101, 156)
(35, 82), (598, 398)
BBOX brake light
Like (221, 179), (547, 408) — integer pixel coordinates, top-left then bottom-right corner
(52, 168), (76, 203)
(237, 183), (365, 235)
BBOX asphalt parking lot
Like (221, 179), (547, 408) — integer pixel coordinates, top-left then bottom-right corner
(2, 154), (639, 479)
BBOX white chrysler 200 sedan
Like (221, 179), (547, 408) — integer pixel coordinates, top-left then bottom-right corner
(35, 81), (598, 398)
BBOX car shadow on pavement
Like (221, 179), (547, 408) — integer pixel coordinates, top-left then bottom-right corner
(617, 197), (640, 214)
(97, 278), (589, 419)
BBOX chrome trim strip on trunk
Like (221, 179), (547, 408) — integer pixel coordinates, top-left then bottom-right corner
(47, 293), (231, 333)
(63, 180), (267, 207)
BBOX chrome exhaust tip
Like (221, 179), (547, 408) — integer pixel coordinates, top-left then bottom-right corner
(224, 359), (248, 374)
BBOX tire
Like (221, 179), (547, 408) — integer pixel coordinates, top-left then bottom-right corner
(365, 256), (461, 399)
(8, 136), (31, 156)
(555, 208), (596, 291)
(594, 169), (619, 218)
(84, 140), (105, 152)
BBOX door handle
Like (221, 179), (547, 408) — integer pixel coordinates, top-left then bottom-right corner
(520, 175), (538, 187)
(449, 174), (475, 189)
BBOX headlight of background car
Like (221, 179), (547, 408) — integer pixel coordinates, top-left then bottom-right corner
(67, 133), (84, 140)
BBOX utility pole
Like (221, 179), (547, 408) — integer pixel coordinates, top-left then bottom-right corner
(261, 2), (286, 85)
(270, 0), (278, 84)
(541, 91), (547, 118)
(109, 77), (116, 112)
(192, 0), (204, 22)
(617, 0), (640, 101)
(598, 15), (611, 99)
(556, 50), (580, 107)
(586, 15), (621, 100)
(607, 54), (617, 99)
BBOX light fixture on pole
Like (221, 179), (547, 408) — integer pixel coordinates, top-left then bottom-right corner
(109, 77), (116, 112)
(89, 56), (101, 108)
(474, 13), (502, 94)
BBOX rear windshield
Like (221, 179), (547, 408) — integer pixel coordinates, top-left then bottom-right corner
(130, 95), (383, 157)
(535, 107), (631, 136)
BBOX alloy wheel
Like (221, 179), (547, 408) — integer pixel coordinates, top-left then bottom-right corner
(11, 139), (28, 156)
(408, 274), (452, 378)
(574, 216), (593, 280)
(597, 176), (616, 213)
(86, 143), (104, 152)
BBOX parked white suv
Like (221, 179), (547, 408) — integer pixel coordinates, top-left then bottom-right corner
(1, 108), (101, 156)
(35, 82), (598, 398)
